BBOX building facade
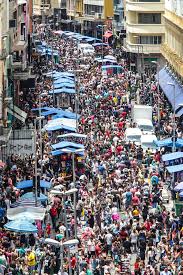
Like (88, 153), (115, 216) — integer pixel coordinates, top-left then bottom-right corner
(161, 0), (183, 79)
(125, 0), (165, 70)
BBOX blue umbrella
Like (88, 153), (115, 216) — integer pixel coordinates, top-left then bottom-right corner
(20, 192), (48, 202)
(4, 219), (37, 233)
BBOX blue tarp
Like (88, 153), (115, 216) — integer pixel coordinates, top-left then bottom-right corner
(157, 67), (183, 111)
(166, 164), (183, 173)
(16, 180), (51, 189)
(54, 82), (75, 89)
(54, 78), (75, 84)
(53, 81), (75, 88)
(51, 141), (84, 150)
(32, 107), (78, 119)
(154, 138), (183, 148)
(174, 182), (183, 192)
(162, 152), (183, 162)
(58, 133), (87, 139)
(51, 147), (84, 156)
(49, 88), (76, 94)
(46, 125), (76, 132)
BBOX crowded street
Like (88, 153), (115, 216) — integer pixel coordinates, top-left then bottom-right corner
(0, 24), (182, 275)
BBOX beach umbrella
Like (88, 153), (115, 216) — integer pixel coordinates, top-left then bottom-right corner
(4, 219), (37, 233)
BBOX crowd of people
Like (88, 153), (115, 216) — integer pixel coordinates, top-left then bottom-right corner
(0, 24), (182, 275)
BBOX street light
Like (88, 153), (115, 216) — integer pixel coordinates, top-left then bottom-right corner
(44, 238), (79, 275)
(60, 148), (84, 238)
(34, 116), (44, 206)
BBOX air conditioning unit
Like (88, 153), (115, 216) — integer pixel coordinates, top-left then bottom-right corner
(95, 13), (102, 19)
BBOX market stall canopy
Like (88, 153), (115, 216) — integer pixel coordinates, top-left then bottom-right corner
(51, 141), (84, 150)
(16, 179), (51, 189)
(174, 182), (183, 192)
(51, 147), (85, 156)
(7, 207), (46, 221)
(154, 138), (183, 148)
(4, 219), (38, 233)
(33, 107), (78, 119)
(58, 133), (87, 139)
(21, 192), (48, 202)
(43, 118), (76, 132)
(53, 81), (75, 88)
(49, 87), (76, 94)
(166, 164), (183, 173)
(162, 152), (183, 162)
(104, 55), (117, 62)
(10, 199), (42, 208)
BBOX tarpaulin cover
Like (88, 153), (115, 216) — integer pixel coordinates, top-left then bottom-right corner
(49, 87), (76, 94)
(166, 164), (183, 173)
(154, 138), (183, 148)
(157, 67), (183, 111)
(7, 207), (46, 221)
(16, 180), (51, 189)
(162, 152), (183, 162)
(58, 133), (87, 139)
(51, 141), (84, 150)
(51, 147), (84, 156)
(44, 118), (76, 132)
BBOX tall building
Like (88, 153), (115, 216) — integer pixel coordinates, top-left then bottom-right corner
(161, 0), (183, 78)
(124, 0), (165, 70)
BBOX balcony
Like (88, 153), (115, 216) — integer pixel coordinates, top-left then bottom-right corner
(126, 22), (164, 34)
(125, 40), (161, 53)
(12, 56), (27, 71)
(126, 0), (164, 12)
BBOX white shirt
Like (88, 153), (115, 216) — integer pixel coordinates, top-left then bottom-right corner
(105, 233), (113, 245)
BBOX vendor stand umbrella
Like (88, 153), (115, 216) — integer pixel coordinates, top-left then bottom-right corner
(4, 219), (37, 233)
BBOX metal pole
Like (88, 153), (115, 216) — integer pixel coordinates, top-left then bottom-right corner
(102, 26), (104, 65)
(72, 152), (77, 238)
(39, 95), (43, 175)
(34, 120), (38, 206)
(68, 247), (72, 275)
(60, 242), (63, 274)
(63, 195), (69, 239)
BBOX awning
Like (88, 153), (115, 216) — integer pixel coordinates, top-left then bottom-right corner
(166, 164), (183, 173)
(103, 31), (113, 38)
(162, 152), (183, 162)
(58, 133), (87, 139)
(157, 67), (183, 111)
(43, 118), (76, 132)
(7, 105), (27, 123)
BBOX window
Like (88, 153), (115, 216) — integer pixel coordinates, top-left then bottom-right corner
(139, 36), (162, 44)
(84, 4), (103, 15)
(138, 13), (161, 24)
